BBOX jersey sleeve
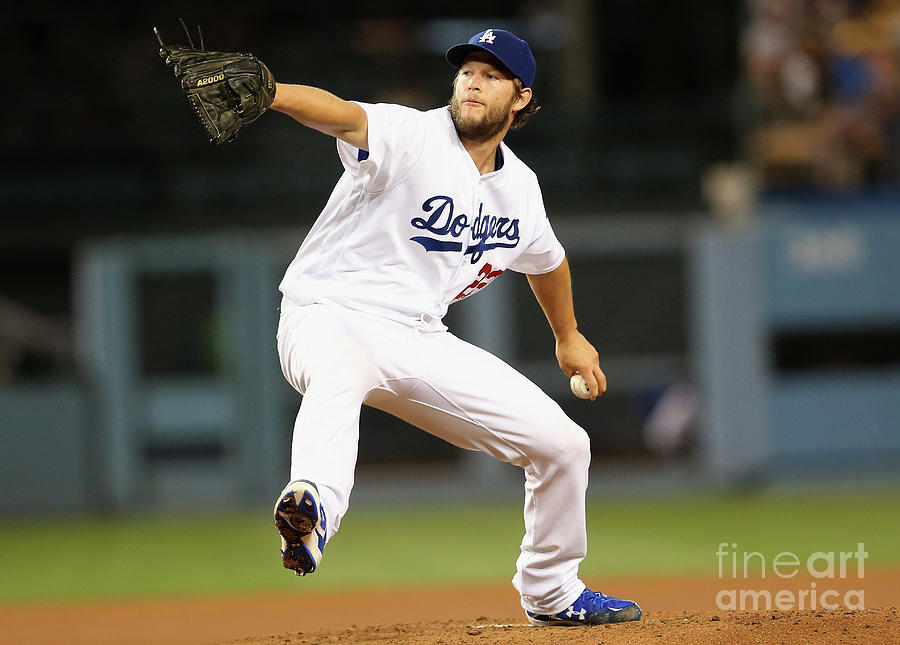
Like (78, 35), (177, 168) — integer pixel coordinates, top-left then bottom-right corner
(507, 181), (566, 275)
(336, 102), (426, 193)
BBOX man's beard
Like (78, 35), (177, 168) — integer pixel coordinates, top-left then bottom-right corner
(449, 93), (514, 142)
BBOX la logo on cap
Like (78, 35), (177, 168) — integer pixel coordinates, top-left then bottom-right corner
(478, 29), (496, 44)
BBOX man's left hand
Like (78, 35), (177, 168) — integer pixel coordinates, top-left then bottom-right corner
(556, 332), (606, 401)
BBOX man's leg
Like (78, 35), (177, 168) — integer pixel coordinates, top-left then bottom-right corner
(366, 328), (591, 615)
(276, 304), (381, 543)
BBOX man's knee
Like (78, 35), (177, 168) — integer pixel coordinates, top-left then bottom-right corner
(532, 420), (591, 470)
(561, 423), (591, 467)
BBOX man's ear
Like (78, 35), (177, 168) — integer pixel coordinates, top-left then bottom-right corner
(513, 87), (532, 113)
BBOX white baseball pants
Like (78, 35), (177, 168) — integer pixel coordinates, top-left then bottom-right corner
(276, 301), (590, 615)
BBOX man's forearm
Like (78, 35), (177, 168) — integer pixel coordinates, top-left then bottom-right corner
(526, 258), (578, 341)
(270, 83), (368, 149)
(528, 257), (605, 397)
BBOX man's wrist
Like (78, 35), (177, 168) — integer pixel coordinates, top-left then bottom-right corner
(553, 326), (579, 343)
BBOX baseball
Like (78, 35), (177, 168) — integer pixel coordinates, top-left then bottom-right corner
(570, 373), (590, 399)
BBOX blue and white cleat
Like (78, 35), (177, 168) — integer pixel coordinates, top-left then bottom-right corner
(526, 587), (642, 626)
(273, 479), (327, 576)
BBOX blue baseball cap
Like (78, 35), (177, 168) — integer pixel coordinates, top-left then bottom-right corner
(445, 28), (536, 88)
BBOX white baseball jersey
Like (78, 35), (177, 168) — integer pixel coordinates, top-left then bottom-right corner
(279, 103), (565, 331)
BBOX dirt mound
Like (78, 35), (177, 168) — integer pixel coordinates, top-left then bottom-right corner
(3, 570), (898, 645)
(220, 608), (897, 645)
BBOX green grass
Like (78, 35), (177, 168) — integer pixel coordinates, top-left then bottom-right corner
(1, 489), (898, 605)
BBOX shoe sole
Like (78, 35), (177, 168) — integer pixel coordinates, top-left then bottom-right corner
(527, 603), (642, 626)
(274, 483), (320, 575)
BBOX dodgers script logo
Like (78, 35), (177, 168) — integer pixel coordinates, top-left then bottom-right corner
(410, 195), (520, 263)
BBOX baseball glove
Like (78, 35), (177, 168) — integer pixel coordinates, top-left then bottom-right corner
(154, 21), (276, 145)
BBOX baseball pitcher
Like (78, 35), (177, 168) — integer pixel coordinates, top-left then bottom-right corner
(156, 24), (641, 626)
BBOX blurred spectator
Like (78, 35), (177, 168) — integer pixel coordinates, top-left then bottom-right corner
(702, 161), (761, 224)
(743, 0), (900, 191)
(0, 294), (71, 382)
(642, 381), (699, 457)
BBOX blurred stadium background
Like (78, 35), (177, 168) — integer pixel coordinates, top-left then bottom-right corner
(2, 0), (900, 610)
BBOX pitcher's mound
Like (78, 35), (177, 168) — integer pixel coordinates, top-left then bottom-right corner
(219, 607), (897, 645)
